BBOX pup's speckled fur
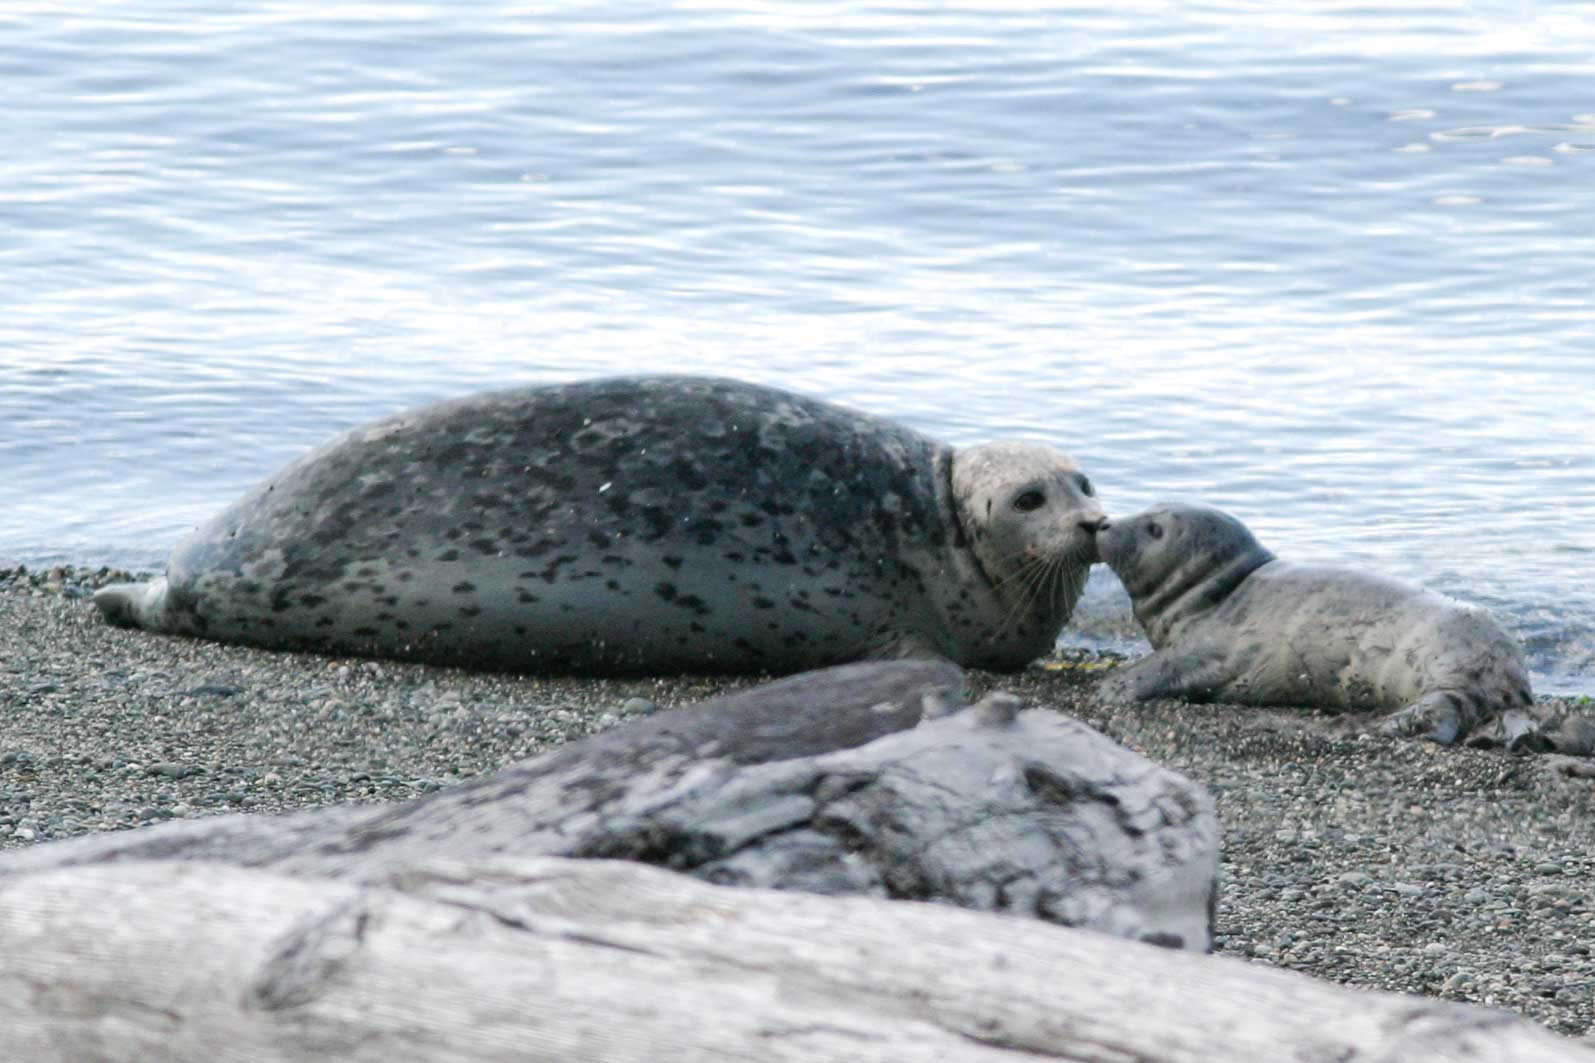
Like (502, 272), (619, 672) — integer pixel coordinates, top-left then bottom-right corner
(1097, 502), (1533, 744)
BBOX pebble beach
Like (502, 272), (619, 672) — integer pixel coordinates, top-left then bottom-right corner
(2, 564), (1592, 1043)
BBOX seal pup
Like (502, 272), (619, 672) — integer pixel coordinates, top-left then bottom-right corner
(1094, 502), (1533, 744)
(95, 376), (1104, 675)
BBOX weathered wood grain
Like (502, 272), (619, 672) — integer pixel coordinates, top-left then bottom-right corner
(0, 661), (1218, 949)
(0, 855), (1585, 1063)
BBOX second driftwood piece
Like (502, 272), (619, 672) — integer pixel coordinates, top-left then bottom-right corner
(0, 855), (1588, 1063)
(0, 660), (1219, 949)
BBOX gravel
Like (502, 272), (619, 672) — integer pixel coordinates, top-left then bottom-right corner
(3, 564), (1593, 1040)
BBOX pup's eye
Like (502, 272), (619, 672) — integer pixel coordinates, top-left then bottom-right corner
(1013, 490), (1046, 513)
(1077, 475), (1094, 497)
(1147, 522), (1164, 540)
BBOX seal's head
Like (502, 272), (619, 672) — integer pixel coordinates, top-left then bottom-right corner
(950, 441), (1105, 628)
(1096, 502), (1274, 647)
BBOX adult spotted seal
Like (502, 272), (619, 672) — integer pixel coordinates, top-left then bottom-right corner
(95, 376), (1105, 674)
(1094, 502), (1533, 744)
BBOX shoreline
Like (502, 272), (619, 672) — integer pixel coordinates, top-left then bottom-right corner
(2, 565), (1592, 1040)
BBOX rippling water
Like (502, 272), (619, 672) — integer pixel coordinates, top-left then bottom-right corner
(3, 2), (1592, 691)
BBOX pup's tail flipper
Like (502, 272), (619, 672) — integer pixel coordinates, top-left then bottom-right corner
(93, 578), (171, 631)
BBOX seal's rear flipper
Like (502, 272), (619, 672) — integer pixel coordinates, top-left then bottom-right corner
(1465, 708), (1553, 754)
(93, 579), (170, 630)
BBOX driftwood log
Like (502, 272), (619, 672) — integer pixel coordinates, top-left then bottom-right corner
(0, 661), (1583, 1061)
(0, 661), (1218, 949)
(0, 855), (1587, 1063)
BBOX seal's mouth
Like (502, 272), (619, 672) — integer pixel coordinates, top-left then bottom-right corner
(1079, 534), (1102, 566)
(1078, 513), (1116, 568)
(1092, 519), (1116, 569)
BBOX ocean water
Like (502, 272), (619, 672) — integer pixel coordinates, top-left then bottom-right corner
(2, 2), (1592, 692)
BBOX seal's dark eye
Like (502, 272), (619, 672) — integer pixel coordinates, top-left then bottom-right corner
(1147, 521), (1164, 540)
(1013, 490), (1046, 513)
(1077, 475), (1094, 497)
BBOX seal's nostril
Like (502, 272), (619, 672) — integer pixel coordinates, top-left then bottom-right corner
(1083, 517), (1109, 534)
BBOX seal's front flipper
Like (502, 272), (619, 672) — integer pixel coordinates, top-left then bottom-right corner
(92, 579), (170, 631)
(1378, 693), (1467, 745)
(868, 633), (956, 667)
(1095, 649), (1232, 704)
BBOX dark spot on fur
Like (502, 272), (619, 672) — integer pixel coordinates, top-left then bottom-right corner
(688, 518), (723, 545)
(663, 556), (683, 570)
(438, 549), (461, 562)
(515, 538), (561, 559)
(452, 581), (477, 594)
(668, 456), (710, 491)
(459, 605), (482, 618)
(469, 538), (499, 555)
(637, 506), (673, 540)
(752, 597), (775, 609)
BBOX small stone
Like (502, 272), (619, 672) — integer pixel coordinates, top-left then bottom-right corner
(971, 691), (1023, 726)
(622, 697), (657, 716)
(1337, 872), (1374, 890)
